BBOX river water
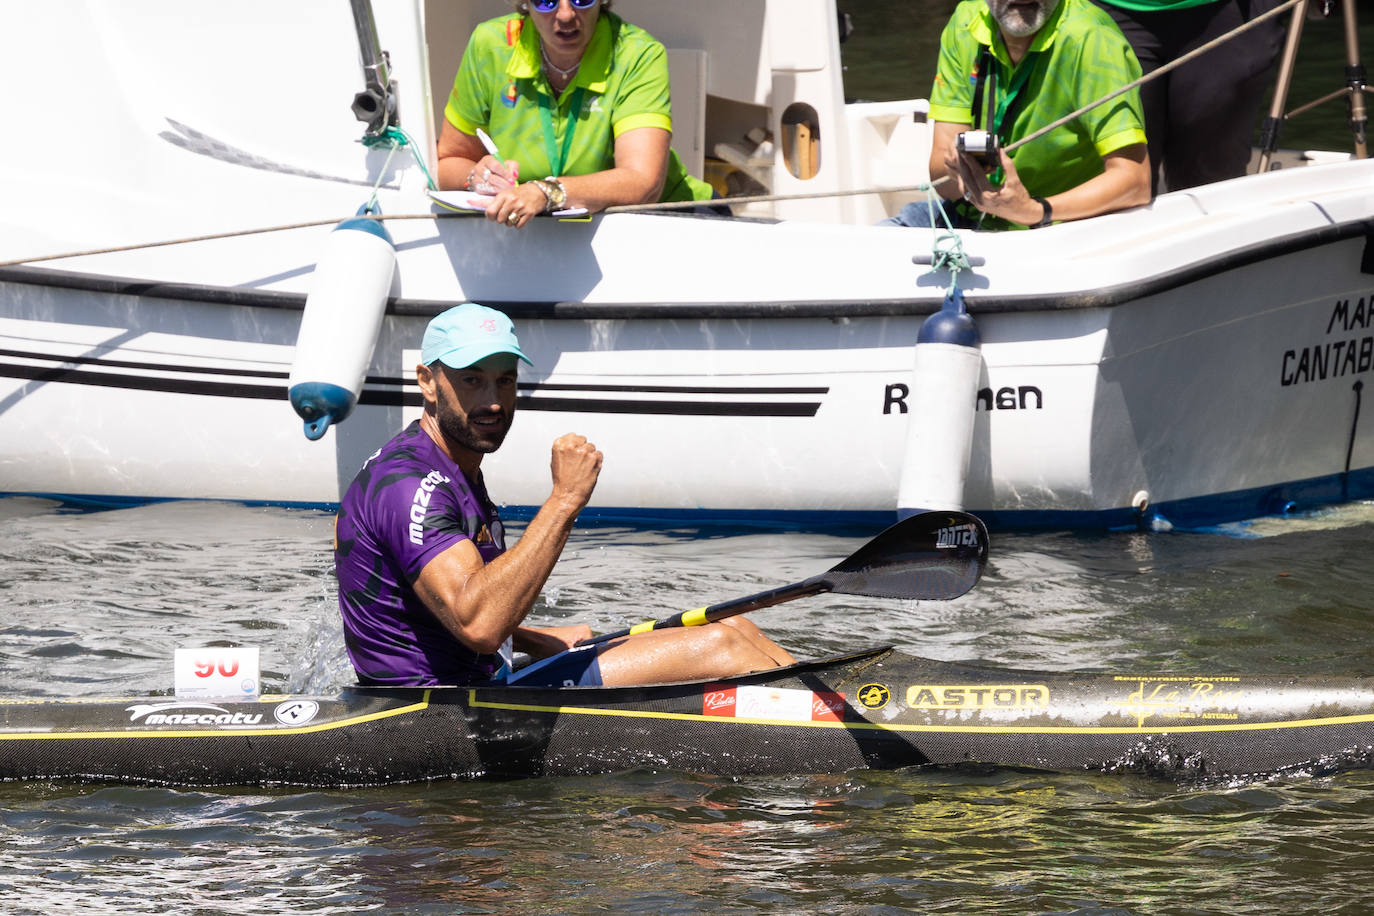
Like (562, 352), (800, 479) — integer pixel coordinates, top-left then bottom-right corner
(3, 4), (1372, 913)
(3, 496), (1374, 914)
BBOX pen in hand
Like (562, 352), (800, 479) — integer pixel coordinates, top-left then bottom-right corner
(476, 129), (517, 186)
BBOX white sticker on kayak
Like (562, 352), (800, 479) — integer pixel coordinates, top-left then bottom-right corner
(703, 685), (844, 722)
(273, 700), (320, 727)
(126, 702), (264, 726)
(174, 647), (260, 700)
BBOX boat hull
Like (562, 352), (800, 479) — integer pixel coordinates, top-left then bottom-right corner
(3, 191), (1374, 528)
(3, 1), (1372, 527)
(3, 649), (1373, 787)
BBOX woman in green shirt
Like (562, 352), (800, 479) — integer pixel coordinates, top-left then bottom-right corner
(436, 0), (713, 230)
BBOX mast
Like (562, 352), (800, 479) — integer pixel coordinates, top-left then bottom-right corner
(348, 0), (400, 136)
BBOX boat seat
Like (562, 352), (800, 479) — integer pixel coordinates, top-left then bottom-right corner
(844, 99), (932, 224)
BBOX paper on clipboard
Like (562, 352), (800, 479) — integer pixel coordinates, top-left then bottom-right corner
(428, 189), (589, 218)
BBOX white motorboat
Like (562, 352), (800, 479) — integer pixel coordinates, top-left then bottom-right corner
(1, 0), (1370, 528)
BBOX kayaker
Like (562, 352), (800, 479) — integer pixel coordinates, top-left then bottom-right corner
(333, 303), (796, 688)
(435, 0), (715, 229)
(881, 0), (1152, 230)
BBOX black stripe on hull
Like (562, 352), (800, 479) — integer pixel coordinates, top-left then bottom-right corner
(0, 352), (825, 417)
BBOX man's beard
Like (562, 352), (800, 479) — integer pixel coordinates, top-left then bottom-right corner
(434, 390), (512, 454)
(987, 0), (1058, 37)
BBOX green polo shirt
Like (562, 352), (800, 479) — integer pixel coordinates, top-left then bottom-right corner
(444, 11), (712, 203)
(930, 0), (1147, 228)
(1095, 0), (1217, 10)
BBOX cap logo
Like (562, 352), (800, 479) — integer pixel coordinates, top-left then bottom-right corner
(479, 319), (498, 333)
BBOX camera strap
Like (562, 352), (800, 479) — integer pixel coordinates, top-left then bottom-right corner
(970, 43), (1037, 148)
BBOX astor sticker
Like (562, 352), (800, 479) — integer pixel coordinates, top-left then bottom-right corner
(703, 685), (844, 722)
(935, 524), (981, 549)
(905, 685), (1050, 711)
(126, 702), (264, 727)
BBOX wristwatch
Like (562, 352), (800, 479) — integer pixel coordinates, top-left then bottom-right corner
(539, 176), (568, 211)
(1031, 196), (1053, 228)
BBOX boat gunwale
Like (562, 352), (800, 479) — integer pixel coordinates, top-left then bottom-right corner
(2, 216), (1370, 321)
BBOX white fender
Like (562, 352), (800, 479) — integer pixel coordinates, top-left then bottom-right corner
(897, 288), (982, 515)
(288, 206), (396, 440)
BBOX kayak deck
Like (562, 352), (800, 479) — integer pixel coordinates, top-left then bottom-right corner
(2, 649), (1373, 786)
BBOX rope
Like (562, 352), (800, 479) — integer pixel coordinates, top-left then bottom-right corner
(1006, 0), (1305, 154)
(0, 0), (1326, 268)
(362, 125), (439, 192)
(915, 187), (974, 295)
(0, 215), (440, 268)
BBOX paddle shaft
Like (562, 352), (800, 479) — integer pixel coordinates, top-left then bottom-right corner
(579, 576), (832, 648)
(572, 510), (989, 649)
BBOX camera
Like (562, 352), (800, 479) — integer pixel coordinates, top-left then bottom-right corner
(956, 130), (1000, 170)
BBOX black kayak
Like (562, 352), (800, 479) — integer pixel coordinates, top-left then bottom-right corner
(3, 647), (1373, 787)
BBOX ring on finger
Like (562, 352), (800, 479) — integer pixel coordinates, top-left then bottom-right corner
(507, 211), (520, 224)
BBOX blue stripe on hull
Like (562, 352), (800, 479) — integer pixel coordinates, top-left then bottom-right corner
(6, 465), (1373, 532)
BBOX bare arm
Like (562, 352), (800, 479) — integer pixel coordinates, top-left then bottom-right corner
(438, 121), (671, 228)
(957, 141), (1152, 227)
(412, 434), (603, 654)
(436, 120), (518, 192)
(929, 120), (974, 201)
(554, 126), (670, 212)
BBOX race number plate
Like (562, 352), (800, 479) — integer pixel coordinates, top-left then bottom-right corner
(174, 647), (261, 700)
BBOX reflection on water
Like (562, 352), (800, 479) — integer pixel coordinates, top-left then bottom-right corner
(2, 498), (1374, 912)
(5, 768), (1374, 914)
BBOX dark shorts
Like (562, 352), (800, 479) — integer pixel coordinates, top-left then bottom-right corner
(502, 643), (605, 687)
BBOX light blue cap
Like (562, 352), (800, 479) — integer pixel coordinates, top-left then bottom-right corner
(420, 303), (531, 369)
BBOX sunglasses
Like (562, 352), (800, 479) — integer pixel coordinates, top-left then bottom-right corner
(530, 0), (597, 11)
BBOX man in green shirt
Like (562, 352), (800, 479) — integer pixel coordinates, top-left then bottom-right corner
(436, 0), (713, 230)
(883, 0), (1151, 230)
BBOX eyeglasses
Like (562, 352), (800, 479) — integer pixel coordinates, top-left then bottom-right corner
(530, 0), (598, 11)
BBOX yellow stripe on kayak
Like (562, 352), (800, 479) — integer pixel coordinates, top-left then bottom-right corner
(468, 693), (1374, 735)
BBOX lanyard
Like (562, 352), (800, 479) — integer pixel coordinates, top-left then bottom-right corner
(972, 44), (1036, 145)
(536, 86), (584, 177)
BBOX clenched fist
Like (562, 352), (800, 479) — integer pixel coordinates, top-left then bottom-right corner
(549, 433), (602, 513)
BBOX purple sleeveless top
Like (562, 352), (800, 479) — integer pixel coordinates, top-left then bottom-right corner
(334, 421), (507, 685)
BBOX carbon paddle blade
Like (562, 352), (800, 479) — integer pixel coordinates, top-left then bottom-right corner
(576, 511), (988, 648)
(820, 510), (988, 600)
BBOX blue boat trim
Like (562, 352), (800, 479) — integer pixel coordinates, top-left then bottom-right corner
(7, 465), (1373, 531)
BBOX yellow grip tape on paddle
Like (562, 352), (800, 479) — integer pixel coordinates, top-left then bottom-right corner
(630, 607), (709, 635)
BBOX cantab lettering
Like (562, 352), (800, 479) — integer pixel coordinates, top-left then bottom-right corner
(1282, 293), (1374, 388)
